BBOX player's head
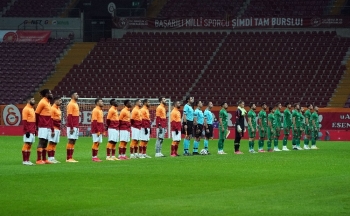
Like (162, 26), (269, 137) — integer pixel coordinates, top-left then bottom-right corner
(314, 105), (319, 112)
(261, 102), (267, 110)
(275, 102), (282, 109)
(134, 99), (141, 107)
(308, 103), (314, 110)
(221, 102), (228, 109)
(237, 100), (244, 108)
(40, 89), (53, 100)
(143, 99), (149, 107)
(300, 106), (304, 113)
(26, 97), (35, 106)
(110, 99), (118, 107)
(197, 100), (203, 108)
(174, 100), (181, 109)
(95, 98), (103, 107)
(53, 96), (62, 106)
(159, 97), (166, 105)
(70, 91), (79, 100)
(293, 103), (300, 110)
(285, 102), (291, 108)
(269, 106), (274, 113)
(249, 102), (256, 110)
(124, 99), (132, 108)
(186, 96), (194, 104)
(207, 101), (213, 109)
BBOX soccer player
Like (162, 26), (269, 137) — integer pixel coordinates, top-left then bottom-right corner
(91, 98), (104, 162)
(310, 106), (320, 149)
(282, 102), (292, 151)
(106, 99), (120, 161)
(303, 104), (313, 150)
(234, 100), (246, 154)
(66, 91), (79, 162)
(118, 99), (132, 160)
(170, 100), (182, 157)
(258, 102), (267, 152)
(140, 99), (152, 158)
(182, 96), (194, 156)
(273, 102), (282, 151)
(47, 96), (62, 163)
(21, 97), (36, 165)
(218, 102), (228, 154)
(193, 100), (204, 155)
(247, 103), (258, 153)
(292, 103), (303, 150)
(155, 97), (167, 157)
(203, 101), (214, 154)
(130, 99), (142, 159)
(35, 89), (53, 164)
(267, 106), (275, 152)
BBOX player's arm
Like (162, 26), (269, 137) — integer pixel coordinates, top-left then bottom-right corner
(182, 107), (188, 128)
(204, 114), (208, 130)
(193, 111), (198, 125)
(35, 102), (44, 127)
(22, 109), (29, 136)
(219, 112), (224, 132)
(91, 109), (98, 134)
(292, 113), (296, 130)
(312, 115), (317, 129)
(130, 110), (135, 125)
(305, 114), (309, 125)
(248, 114), (254, 131)
(67, 104), (74, 129)
(106, 110), (112, 129)
(258, 113), (263, 130)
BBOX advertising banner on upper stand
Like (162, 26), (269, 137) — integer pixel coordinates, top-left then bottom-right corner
(113, 16), (349, 29)
(0, 30), (51, 43)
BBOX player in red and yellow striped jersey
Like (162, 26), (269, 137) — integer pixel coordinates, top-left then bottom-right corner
(21, 97), (36, 165)
(91, 98), (104, 162)
(140, 99), (152, 158)
(106, 99), (120, 161)
(47, 97), (62, 163)
(130, 99), (142, 159)
(118, 100), (132, 160)
(66, 91), (79, 162)
(155, 97), (167, 157)
(170, 100), (182, 157)
(35, 89), (53, 164)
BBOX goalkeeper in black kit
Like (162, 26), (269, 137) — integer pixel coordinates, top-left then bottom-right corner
(234, 100), (246, 154)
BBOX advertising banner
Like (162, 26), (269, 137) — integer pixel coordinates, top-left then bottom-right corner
(0, 30), (51, 43)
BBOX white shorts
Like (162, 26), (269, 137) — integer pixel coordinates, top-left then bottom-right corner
(140, 128), (150, 141)
(108, 128), (119, 142)
(49, 129), (61, 143)
(23, 133), (35, 143)
(67, 127), (79, 140)
(120, 130), (130, 142)
(157, 127), (166, 139)
(92, 133), (102, 143)
(131, 127), (141, 140)
(38, 127), (51, 140)
(172, 131), (181, 141)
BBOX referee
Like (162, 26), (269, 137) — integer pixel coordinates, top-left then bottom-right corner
(182, 96), (194, 156)
(203, 101), (214, 154)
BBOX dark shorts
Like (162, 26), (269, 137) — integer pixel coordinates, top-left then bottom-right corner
(205, 124), (213, 138)
(194, 124), (203, 138)
(182, 120), (193, 137)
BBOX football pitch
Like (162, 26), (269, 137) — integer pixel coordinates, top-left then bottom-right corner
(0, 136), (349, 216)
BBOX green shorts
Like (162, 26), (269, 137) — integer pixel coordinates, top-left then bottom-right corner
(304, 126), (312, 136)
(275, 127), (281, 137)
(267, 128), (275, 140)
(259, 127), (267, 138)
(283, 126), (291, 135)
(292, 127), (301, 138)
(311, 128), (319, 140)
(219, 128), (227, 140)
(248, 127), (257, 138)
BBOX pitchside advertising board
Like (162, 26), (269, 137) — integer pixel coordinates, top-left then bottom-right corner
(113, 16), (349, 29)
(0, 104), (349, 140)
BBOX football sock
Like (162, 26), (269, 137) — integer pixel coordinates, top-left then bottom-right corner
(204, 139), (209, 150)
(42, 148), (47, 161)
(234, 143), (240, 152)
(106, 142), (112, 157)
(304, 138), (309, 146)
(267, 140), (272, 150)
(37, 148), (43, 161)
(274, 139), (278, 148)
(193, 140), (199, 152)
(221, 139), (225, 150)
(217, 139), (222, 151)
(92, 142), (99, 158)
(296, 139), (300, 147)
(311, 139), (316, 146)
(283, 137), (288, 146)
(183, 139), (189, 153)
(249, 141), (253, 150)
(155, 139), (161, 153)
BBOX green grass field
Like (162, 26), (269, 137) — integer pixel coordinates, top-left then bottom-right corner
(0, 136), (349, 216)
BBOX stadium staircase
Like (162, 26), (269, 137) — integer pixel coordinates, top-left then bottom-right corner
(329, 56), (350, 107)
(329, 0), (347, 15)
(34, 42), (96, 101)
(146, 0), (168, 18)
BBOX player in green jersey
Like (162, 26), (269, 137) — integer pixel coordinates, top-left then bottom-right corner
(303, 104), (313, 150)
(292, 103), (303, 150)
(247, 103), (258, 153)
(310, 106), (320, 149)
(218, 102), (229, 154)
(267, 107), (275, 152)
(273, 102), (282, 151)
(258, 102), (267, 152)
(282, 102), (292, 151)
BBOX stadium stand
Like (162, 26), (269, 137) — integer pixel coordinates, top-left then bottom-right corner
(2, 0), (70, 17)
(157, 0), (245, 18)
(51, 30), (348, 107)
(244, 0), (331, 17)
(0, 39), (70, 104)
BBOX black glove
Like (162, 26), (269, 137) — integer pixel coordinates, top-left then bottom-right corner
(175, 129), (178, 135)
(145, 128), (148, 135)
(25, 132), (30, 138)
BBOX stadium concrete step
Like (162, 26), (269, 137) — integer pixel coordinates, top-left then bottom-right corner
(33, 42), (96, 101)
(329, 64), (350, 107)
